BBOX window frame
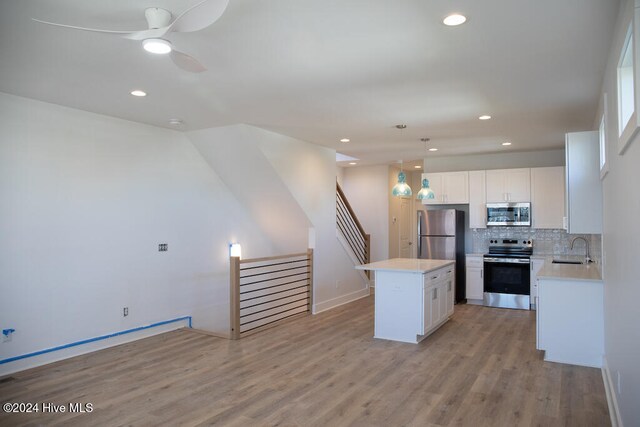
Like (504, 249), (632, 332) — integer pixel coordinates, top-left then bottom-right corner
(617, 9), (640, 155)
(599, 93), (609, 179)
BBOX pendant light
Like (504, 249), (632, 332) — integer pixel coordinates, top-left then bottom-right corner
(392, 166), (412, 197)
(416, 178), (435, 200)
(417, 137), (435, 200)
(391, 125), (412, 197)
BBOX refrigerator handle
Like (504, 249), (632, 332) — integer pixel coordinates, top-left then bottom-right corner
(417, 211), (422, 257)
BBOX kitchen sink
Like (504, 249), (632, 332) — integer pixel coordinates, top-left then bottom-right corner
(551, 259), (584, 265)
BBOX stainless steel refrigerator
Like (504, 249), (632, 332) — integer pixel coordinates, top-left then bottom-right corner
(417, 208), (466, 303)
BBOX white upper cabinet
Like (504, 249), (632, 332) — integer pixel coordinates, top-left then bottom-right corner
(468, 170), (486, 228)
(485, 168), (531, 202)
(565, 131), (603, 234)
(531, 167), (566, 229)
(422, 171), (469, 204)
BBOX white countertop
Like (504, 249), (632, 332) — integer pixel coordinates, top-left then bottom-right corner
(537, 262), (602, 282)
(356, 258), (454, 274)
(465, 253), (485, 257)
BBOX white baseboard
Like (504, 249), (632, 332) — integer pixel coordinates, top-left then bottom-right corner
(313, 287), (370, 314)
(543, 353), (601, 369)
(602, 356), (623, 427)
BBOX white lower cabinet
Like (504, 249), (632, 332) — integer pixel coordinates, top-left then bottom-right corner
(445, 275), (454, 316)
(465, 255), (484, 303)
(423, 286), (436, 333)
(422, 266), (455, 337)
(530, 258), (545, 309)
(537, 275), (604, 367)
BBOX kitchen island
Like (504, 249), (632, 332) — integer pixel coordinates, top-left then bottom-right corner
(356, 258), (455, 343)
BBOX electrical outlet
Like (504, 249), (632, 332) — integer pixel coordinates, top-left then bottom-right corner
(123, 307), (129, 317)
(158, 243), (168, 252)
(617, 371), (621, 395)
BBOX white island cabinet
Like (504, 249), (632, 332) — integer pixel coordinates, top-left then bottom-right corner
(356, 258), (455, 344)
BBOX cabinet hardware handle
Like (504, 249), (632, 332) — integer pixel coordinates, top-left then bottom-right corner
(448, 283), (451, 291)
(432, 276), (438, 279)
(433, 289), (438, 300)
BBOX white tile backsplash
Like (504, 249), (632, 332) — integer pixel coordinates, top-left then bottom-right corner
(471, 228), (601, 262)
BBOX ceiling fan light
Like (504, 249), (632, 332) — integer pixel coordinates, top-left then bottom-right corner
(143, 38), (172, 54)
(443, 14), (467, 26)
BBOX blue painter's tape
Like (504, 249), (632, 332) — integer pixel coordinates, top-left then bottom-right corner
(0, 316), (192, 365)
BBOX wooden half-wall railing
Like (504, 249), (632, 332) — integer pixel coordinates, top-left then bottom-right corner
(230, 250), (313, 339)
(336, 183), (370, 275)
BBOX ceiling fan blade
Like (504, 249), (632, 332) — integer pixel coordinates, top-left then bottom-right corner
(122, 27), (171, 41)
(32, 18), (141, 34)
(170, 50), (207, 73)
(168, 0), (229, 33)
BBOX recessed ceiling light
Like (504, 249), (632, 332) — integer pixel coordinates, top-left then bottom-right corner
(414, 165), (422, 169)
(130, 90), (147, 97)
(142, 38), (172, 54)
(429, 148), (438, 152)
(169, 118), (183, 127)
(340, 138), (350, 143)
(443, 14), (467, 26)
(349, 162), (357, 165)
(502, 142), (512, 146)
(479, 115), (492, 120)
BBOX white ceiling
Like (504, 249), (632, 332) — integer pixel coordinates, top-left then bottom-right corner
(0, 0), (619, 165)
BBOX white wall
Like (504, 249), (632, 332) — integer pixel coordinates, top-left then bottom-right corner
(249, 126), (366, 310)
(188, 125), (311, 254)
(0, 93), (366, 374)
(423, 149), (565, 173)
(340, 165), (390, 262)
(597, 1), (640, 424)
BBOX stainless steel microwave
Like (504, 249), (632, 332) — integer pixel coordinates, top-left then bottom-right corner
(486, 202), (531, 227)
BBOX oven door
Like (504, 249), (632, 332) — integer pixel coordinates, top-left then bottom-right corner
(483, 257), (531, 309)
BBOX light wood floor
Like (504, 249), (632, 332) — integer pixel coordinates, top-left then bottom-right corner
(0, 296), (609, 426)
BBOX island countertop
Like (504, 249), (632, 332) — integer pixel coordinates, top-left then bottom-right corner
(356, 258), (454, 274)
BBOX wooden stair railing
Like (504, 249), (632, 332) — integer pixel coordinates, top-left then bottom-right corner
(230, 249), (313, 339)
(336, 183), (371, 276)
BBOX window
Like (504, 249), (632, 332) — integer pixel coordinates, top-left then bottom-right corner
(617, 11), (640, 154)
(599, 93), (608, 179)
(618, 26), (634, 137)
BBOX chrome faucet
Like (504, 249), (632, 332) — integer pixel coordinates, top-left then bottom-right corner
(570, 237), (592, 264)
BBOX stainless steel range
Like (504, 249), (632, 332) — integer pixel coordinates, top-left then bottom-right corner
(483, 238), (533, 310)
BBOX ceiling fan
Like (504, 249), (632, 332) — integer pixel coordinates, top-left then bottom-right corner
(32, 0), (229, 73)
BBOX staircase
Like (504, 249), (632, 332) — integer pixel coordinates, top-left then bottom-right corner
(336, 183), (371, 278)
